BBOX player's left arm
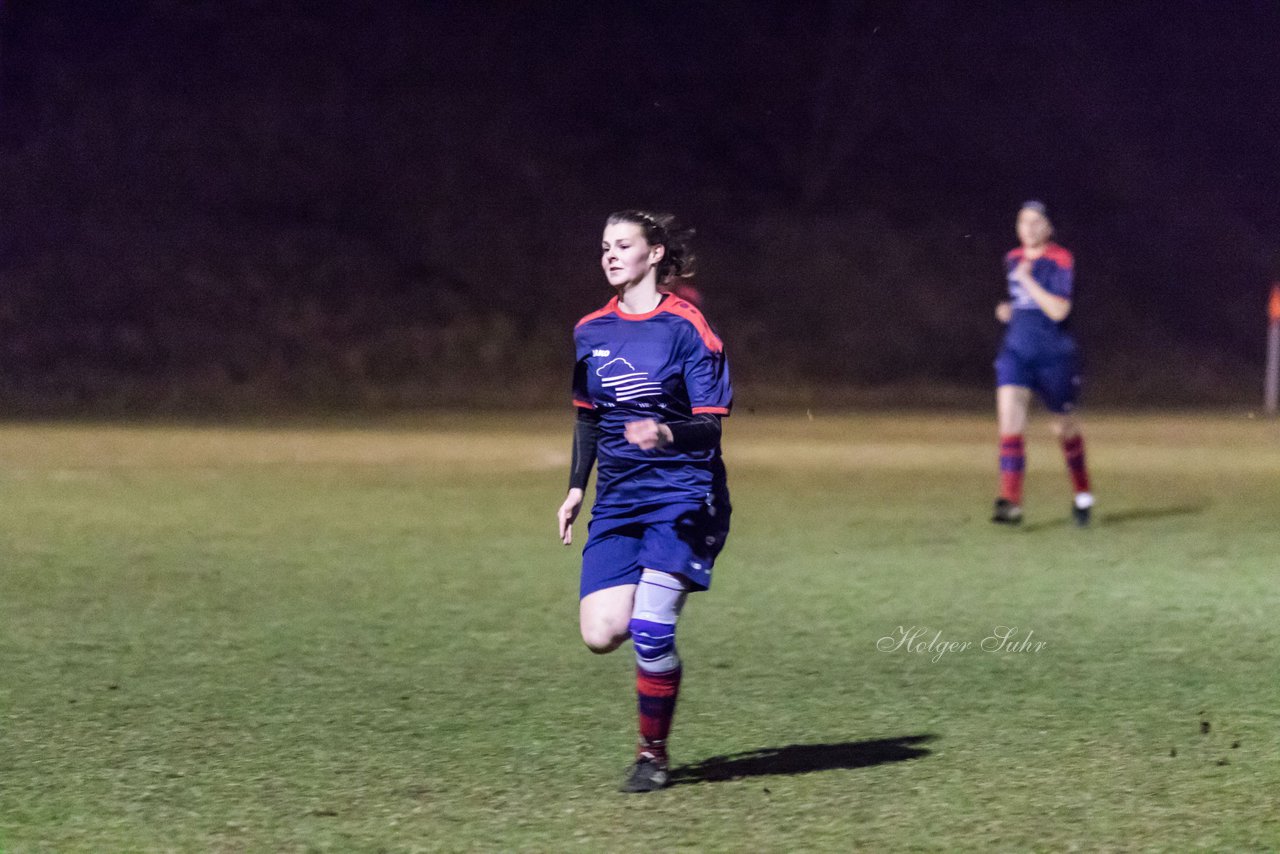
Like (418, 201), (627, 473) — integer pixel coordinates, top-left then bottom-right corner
(625, 316), (731, 453)
(624, 412), (721, 451)
(1013, 259), (1072, 322)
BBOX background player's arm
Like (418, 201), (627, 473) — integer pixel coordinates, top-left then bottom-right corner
(1013, 259), (1072, 321)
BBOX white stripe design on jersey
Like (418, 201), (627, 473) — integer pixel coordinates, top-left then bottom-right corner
(597, 357), (663, 402)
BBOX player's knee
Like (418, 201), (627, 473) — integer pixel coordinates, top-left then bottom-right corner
(581, 617), (629, 654)
(629, 617), (680, 673)
(998, 410), (1025, 435)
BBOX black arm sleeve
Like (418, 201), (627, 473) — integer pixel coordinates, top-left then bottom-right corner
(666, 412), (722, 453)
(569, 408), (601, 490)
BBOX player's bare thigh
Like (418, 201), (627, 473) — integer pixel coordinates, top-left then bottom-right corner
(580, 583), (637, 653)
(997, 385), (1032, 435)
(1051, 412), (1081, 441)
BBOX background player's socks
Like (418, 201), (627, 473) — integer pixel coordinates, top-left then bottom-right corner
(999, 434), (1025, 503)
(1061, 434), (1090, 494)
(636, 665), (682, 763)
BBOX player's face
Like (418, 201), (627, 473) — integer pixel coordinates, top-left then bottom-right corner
(601, 222), (664, 289)
(1016, 209), (1052, 248)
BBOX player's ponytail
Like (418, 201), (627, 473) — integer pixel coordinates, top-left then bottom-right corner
(606, 210), (697, 286)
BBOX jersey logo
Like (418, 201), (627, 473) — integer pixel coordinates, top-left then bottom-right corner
(592, 349), (611, 357)
(596, 357), (662, 402)
(1007, 273), (1036, 309)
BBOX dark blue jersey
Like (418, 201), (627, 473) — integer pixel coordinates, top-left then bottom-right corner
(572, 293), (731, 517)
(1002, 243), (1076, 357)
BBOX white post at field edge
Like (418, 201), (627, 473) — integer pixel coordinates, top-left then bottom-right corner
(1266, 284), (1280, 416)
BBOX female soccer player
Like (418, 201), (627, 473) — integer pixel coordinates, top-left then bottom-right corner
(992, 200), (1094, 526)
(556, 210), (731, 792)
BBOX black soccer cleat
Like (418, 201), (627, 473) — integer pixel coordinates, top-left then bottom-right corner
(991, 498), (1023, 525)
(1072, 496), (1093, 527)
(619, 753), (670, 793)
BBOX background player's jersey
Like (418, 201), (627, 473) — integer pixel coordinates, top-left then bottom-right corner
(572, 293), (731, 514)
(1003, 243), (1076, 356)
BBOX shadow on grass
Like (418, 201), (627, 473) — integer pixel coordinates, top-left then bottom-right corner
(1098, 503), (1208, 526)
(670, 734), (934, 786)
(1020, 502), (1207, 533)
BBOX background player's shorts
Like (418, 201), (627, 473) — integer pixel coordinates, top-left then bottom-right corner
(579, 500), (730, 599)
(995, 348), (1081, 414)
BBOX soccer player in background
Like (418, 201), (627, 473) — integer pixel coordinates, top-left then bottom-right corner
(992, 200), (1094, 526)
(556, 210), (732, 792)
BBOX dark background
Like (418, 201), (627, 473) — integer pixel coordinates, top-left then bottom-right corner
(2, 1), (1278, 413)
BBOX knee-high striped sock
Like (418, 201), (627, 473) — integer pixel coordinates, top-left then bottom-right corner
(631, 569), (687, 763)
(999, 434), (1025, 503)
(1062, 434), (1090, 494)
(636, 665), (682, 761)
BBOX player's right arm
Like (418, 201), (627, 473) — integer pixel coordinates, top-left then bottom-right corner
(558, 489), (585, 545)
(559, 406), (600, 545)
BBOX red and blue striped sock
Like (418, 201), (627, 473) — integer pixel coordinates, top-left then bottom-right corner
(1062, 434), (1090, 494)
(636, 666), (682, 761)
(999, 434), (1025, 503)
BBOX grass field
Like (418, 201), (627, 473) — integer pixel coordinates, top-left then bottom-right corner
(2, 411), (1279, 852)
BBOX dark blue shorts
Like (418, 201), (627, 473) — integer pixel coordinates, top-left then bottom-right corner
(579, 500), (730, 599)
(995, 348), (1081, 414)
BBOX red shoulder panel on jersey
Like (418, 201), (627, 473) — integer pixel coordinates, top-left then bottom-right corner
(662, 299), (723, 353)
(1006, 248), (1024, 262)
(575, 297), (619, 328)
(1041, 243), (1074, 269)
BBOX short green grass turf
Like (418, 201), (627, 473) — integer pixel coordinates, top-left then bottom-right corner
(2, 412), (1278, 852)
